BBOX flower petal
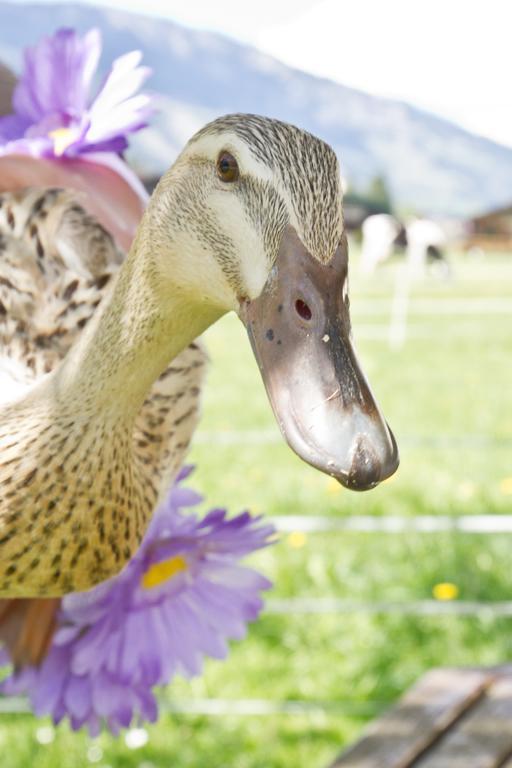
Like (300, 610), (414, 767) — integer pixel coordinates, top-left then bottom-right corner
(13, 28), (101, 122)
(0, 467), (274, 733)
(64, 674), (92, 721)
(1, 27), (154, 162)
(86, 51), (153, 145)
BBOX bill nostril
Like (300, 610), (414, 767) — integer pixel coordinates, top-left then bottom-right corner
(295, 299), (312, 321)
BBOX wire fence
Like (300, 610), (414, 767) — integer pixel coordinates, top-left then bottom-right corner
(0, 695), (383, 718)
(3, 509), (511, 721)
(265, 598), (512, 617)
(1, 276), (511, 723)
(272, 514), (512, 533)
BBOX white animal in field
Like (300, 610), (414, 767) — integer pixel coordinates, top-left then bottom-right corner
(360, 214), (401, 274)
(406, 218), (447, 276)
(360, 214), (447, 276)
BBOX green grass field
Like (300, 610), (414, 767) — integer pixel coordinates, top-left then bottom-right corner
(1, 245), (512, 767)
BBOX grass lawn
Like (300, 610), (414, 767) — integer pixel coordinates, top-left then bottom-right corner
(1, 245), (512, 767)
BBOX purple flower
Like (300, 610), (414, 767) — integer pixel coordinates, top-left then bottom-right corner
(0, 27), (154, 161)
(1, 468), (275, 735)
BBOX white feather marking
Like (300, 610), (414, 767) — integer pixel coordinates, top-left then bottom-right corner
(183, 132), (275, 185)
(208, 191), (269, 300)
(0, 357), (35, 406)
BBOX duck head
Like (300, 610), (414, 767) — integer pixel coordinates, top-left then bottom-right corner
(155, 114), (399, 490)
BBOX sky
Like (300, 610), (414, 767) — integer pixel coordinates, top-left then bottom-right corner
(10, 0), (512, 147)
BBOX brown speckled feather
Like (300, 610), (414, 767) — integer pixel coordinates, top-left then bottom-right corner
(0, 188), (122, 386)
(0, 187), (206, 485)
(0, 188), (207, 608)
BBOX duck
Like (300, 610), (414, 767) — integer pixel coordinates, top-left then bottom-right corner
(0, 113), (399, 601)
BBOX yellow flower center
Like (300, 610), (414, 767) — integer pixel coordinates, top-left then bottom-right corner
(432, 582), (459, 601)
(287, 531), (307, 549)
(500, 477), (512, 495)
(141, 555), (188, 589)
(48, 127), (76, 156)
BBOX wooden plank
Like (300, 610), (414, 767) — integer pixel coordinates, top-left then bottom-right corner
(330, 668), (490, 768)
(415, 675), (512, 768)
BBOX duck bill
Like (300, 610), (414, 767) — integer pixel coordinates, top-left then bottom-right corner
(239, 226), (399, 491)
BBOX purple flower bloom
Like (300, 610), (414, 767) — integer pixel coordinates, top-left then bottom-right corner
(1, 468), (275, 735)
(0, 27), (154, 162)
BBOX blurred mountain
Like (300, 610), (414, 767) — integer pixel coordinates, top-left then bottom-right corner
(1, 1), (511, 217)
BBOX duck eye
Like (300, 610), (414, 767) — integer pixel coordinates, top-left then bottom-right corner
(216, 151), (239, 183)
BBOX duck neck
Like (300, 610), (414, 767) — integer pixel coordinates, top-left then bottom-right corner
(54, 204), (225, 422)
